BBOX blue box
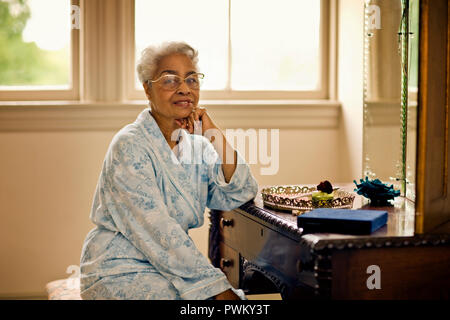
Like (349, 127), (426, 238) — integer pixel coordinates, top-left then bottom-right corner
(297, 208), (388, 235)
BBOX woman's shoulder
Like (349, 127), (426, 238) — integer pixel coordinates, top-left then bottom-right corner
(108, 124), (147, 156)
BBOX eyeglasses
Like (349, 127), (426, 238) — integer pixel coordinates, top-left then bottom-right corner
(148, 73), (204, 91)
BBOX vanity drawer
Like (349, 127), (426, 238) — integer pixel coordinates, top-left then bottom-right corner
(218, 241), (240, 288)
(217, 210), (263, 252)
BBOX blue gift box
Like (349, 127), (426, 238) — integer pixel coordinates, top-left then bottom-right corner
(297, 208), (388, 235)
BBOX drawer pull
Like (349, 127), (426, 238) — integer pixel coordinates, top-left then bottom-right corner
(220, 258), (233, 269)
(220, 217), (234, 228)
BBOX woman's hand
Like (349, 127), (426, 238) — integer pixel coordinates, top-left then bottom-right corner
(177, 106), (237, 182)
(178, 107), (218, 135)
(214, 289), (241, 300)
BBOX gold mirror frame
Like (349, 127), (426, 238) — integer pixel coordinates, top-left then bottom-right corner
(415, 0), (450, 233)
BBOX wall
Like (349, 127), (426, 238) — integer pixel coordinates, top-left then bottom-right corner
(337, 0), (364, 183)
(0, 130), (113, 297)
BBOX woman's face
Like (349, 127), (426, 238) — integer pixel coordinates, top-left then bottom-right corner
(145, 53), (199, 124)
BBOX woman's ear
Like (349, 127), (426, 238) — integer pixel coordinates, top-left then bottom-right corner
(143, 81), (152, 101)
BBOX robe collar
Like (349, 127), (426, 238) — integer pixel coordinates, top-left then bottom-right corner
(134, 107), (202, 217)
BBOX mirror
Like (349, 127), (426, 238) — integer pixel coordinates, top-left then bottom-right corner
(362, 0), (419, 202)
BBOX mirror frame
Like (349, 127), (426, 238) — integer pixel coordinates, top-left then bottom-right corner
(415, 0), (450, 233)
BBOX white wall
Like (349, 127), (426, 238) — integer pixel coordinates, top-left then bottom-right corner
(337, 0), (364, 182)
(0, 131), (111, 297)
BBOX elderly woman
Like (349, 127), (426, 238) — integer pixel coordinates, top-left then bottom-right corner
(79, 42), (258, 300)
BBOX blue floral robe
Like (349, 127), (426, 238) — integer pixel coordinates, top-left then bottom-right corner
(79, 108), (258, 300)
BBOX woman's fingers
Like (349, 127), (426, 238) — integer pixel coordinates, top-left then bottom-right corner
(188, 106), (215, 135)
(197, 107), (207, 120)
(182, 119), (190, 132)
(191, 107), (199, 122)
(187, 114), (195, 134)
(175, 119), (183, 127)
(176, 117), (197, 134)
(192, 107), (207, 123)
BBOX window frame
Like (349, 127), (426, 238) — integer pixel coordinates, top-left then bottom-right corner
(0, 0), (336, 103)
(0, 0), (341, 132)
(0, 0), (80, 101)
(127, 0), (331, 101)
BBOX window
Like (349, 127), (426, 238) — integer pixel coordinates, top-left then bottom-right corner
(0, 0), (331, 103)
(133, 0), (329, 100)
(0, 0), (79, 100)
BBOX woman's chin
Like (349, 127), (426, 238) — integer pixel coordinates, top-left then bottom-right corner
(177, 109), (193, 119)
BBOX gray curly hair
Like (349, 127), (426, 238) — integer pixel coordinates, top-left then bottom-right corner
(136, 41), (199, 84)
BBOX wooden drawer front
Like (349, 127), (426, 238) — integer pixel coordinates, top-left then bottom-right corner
(331, 246), (450, 299)
(218, 210), (262, 251)
(218, 242), (240, 288)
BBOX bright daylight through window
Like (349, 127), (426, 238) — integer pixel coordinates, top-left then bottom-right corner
(0, 0), (71, 89)
(135, 0), (321, 92)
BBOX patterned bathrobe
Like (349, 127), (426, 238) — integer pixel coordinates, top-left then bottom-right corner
(79, 108), (258, 300)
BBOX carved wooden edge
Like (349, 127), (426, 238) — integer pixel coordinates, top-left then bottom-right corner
(242, 258), (332, 298)
(241, 259), (287, 298)
(300, 233), (450, 253)
(296, 240), (333, 297)
(238, 202), (304, 239)
(238, 201), (450, 253)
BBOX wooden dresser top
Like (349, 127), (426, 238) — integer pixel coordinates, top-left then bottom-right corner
(237, 183), (450, 251)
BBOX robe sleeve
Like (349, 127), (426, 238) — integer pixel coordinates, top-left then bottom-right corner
(103, 135), (232, 300)
(204, 138), (259, 211)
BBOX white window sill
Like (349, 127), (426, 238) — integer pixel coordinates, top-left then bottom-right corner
(0, 100), (340, 131)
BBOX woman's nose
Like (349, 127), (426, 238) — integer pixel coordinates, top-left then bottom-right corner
(177, 80), (191, 94)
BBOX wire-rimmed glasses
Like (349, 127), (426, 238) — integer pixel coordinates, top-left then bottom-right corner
(148, 73), (204, 91)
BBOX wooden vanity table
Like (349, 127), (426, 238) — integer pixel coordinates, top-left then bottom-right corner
(208, 184), (450, 299)
(207, 0), (450, 300)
